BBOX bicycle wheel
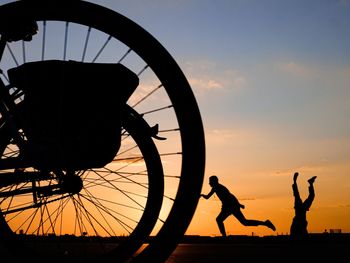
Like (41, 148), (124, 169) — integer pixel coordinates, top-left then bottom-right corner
(0, 1), (205, 262)
(0, 102), (164, 263)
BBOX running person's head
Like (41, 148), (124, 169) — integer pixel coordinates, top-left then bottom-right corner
(209, 175), (219, 187)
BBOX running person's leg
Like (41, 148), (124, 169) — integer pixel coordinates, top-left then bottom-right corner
(216, 209), (231, 237)
(232, 208), (276, 231)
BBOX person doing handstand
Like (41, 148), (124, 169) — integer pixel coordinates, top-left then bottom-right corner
(290, 172), (317, 240)
(200, 175), (276, 237)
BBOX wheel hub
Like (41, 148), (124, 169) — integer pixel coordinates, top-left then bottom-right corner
(61, 174), (83, 194)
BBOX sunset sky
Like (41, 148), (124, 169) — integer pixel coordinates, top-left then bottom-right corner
(2, 0), (349, 237)
(90, 0), (350, 237)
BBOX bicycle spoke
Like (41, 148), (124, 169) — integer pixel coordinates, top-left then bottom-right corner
(63, 21), (69, 60)
(41, 21), (46, 60)
(117, 48), (132, 63)
(21, 41), (25, 63)
(6, 43), (19, 66)
(131, 84), (163, 108)
(91, 35), (112, 63)
(81, 26), (91, 62)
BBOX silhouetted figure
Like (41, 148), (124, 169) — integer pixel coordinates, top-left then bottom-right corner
(200, 175), (276, 237)
(290, 172), (317, 240)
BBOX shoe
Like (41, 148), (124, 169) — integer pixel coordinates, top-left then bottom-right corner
(308, 176), (317, 184)
(265, 220), (276, 231)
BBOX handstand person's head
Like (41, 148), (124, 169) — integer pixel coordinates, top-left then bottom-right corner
(209, 175), (219, 187)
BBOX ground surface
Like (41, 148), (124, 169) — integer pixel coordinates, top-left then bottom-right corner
(1, 234), (349, 262)
(166, 234), (350, 262)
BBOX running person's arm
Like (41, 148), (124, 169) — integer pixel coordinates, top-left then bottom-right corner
(201, 188), (215, 199)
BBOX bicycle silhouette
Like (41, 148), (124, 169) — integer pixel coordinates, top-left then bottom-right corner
(0, 1), (205, 262)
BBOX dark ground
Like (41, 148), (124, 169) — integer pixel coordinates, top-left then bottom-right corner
(1, 233), (349, 262)
(166, 234), (350, 262)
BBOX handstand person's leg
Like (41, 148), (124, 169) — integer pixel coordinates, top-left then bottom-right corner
(304, 176), (317, 210)
(293, 172), (299, 183)
(308, 176), (317, 185)
(293, 173), (302, 207)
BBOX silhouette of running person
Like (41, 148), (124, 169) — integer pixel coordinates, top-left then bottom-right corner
(200, 175), (276, 237)
(290, 172), (317, 240)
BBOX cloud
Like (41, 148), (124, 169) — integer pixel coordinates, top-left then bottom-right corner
(189, 78), (223, 90)
(184, 59), (247, 92)
(338, 66), (350, 77)
(205, 128), (260, 146)
(223, 69), (247, 90)
(185, 59), (216, 71)
(339, 0), (350, 7)
(276, 61), (316, 77)
(207, 129), (236, 142)
(338, 203), (350, 208)
(272, 165), (326, 177)
(239, 197), (256, 201)
(317, 203), (350, 209)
